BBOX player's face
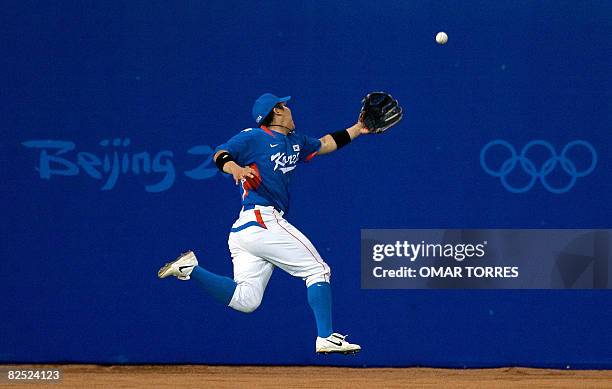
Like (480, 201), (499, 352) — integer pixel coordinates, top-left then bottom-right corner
(275, 103), (295, 130)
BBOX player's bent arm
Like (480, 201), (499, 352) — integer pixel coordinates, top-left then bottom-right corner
(214, 150), (256, 184)
(317, 122), (368, 156)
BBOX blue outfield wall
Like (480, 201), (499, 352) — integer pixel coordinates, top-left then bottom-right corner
(1, 1), (611, 367)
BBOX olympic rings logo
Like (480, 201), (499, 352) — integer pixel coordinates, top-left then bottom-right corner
(480, 140), (597, 194)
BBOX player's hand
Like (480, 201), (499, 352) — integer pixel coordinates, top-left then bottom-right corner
(356, 119), (371, 135)
(359, 92), (403, 134)
(229, 165), (258, 185)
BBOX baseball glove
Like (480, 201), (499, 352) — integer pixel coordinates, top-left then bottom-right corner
(360, 92), (403, 134)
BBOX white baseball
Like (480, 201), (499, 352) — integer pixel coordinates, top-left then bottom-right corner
(436, 32), (448, 45)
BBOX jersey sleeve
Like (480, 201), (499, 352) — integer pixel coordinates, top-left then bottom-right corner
(298, 133), (322, 163)
(214, 128), (256, 165)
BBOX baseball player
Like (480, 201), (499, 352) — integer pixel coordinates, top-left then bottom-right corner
(158, 92), (402, 354)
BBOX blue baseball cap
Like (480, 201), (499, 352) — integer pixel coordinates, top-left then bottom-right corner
(252, 93), (291, 124)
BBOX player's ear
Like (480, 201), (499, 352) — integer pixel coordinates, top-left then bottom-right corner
(273, 106), (284, 116)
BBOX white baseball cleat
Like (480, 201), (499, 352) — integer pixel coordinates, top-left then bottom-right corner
(316, 333), (361, 354)
(157, 251), (198, 281)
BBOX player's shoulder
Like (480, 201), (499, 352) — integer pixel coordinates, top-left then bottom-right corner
(228, 127), (271, 151)
(238, 127), (259, 135)
(230, 127), (260, 140)
(290, 129), (315, 143)
(288, 129), (306, 139)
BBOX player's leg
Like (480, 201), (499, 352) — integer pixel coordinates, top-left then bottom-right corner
(226, 229), (274, 313)
(227, 247), (274, 313)
(157, 251), (237, 306)
(190, 266), (237, 306)
(158, 207), (275, 313)
(263, 217), (335, 338)
(265, 220), (334, 339)
(246, 208), (360, 354)
(306, 281), (333, 338)
(158, 249), (274, 313)
(157, 247), (273, 313)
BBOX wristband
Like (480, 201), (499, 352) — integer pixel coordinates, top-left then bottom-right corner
(330, 130), (351, 150)
(215, 151), (235, 172)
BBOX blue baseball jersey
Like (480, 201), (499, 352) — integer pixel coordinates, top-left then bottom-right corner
(215, 126), (322, 215)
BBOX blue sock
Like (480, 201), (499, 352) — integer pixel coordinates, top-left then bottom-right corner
(307, 282), (333, 338)
(190, 266), (237, 306)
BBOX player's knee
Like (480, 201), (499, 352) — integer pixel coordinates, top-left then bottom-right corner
(231, 282), (264, 313)
(239, 295), (262, 313)
(305, 267), (331, 288)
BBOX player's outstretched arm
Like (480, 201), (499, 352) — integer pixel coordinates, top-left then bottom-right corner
(317, 121), (370, 156)
(214, 150), (257, 185)
(318, 91), (403, 156)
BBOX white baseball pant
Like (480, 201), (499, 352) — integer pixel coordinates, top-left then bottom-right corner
(227, 205), (331, 313)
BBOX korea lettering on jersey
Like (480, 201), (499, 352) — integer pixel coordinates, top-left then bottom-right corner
(214, 126), (322, 215)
